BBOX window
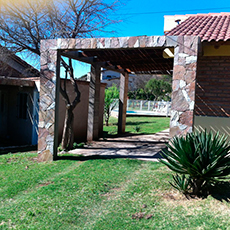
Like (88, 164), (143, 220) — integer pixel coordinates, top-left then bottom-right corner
(18, 93), (28, 119)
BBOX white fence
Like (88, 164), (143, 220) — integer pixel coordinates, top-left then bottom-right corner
(113, 99), (171, 116)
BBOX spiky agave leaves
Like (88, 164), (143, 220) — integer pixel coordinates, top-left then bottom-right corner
(170, 174), (192, 194)
(160, 130), (230, 195)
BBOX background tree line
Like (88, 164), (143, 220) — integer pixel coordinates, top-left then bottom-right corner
(104, 77), (172, 126)
(128, 77), (172, 101)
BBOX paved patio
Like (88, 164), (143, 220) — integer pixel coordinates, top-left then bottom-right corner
(69, 129), (169, 161)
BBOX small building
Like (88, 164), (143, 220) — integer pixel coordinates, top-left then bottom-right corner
(0, 50), (106, 151)
(0, 50), (40, 148)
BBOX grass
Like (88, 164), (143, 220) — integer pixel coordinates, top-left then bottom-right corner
(1, 152), (230, 229)
(104, 116), (170, 136)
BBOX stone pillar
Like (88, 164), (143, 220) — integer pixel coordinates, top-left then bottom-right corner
(170, 36), (201, 137)
(87, 64), (101, 141)
(38, 40), (60, 161)
(118, 72), (129, 134)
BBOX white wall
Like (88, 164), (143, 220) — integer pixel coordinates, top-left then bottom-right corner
(194, 116), (230, 141)
(164, 15), (189, 33)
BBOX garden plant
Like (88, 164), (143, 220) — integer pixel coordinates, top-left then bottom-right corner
(160, 130), (230, 196)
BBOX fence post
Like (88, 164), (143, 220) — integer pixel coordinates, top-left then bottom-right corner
(140, 100), (142, 110)
(166, 101), (169, 117)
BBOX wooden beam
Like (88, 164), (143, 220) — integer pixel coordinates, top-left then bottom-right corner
(61, 50), (96, 64)
(87, 63), (101, 141)
(61, 50), (130, 75)
(118, 72), (129, 134)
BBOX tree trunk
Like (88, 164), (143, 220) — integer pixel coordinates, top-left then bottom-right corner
(192, 178), (204, 196)
(105, 118), (109, 126)
(59, 58), (81, 151)
(61, 105), (74, 150)
(105, 108), (110, 126)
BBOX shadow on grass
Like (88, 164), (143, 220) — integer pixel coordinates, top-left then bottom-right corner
(57, 151), (163, 162)
(125, 121), (156, 126)
(209, 181), (230, 202)
(0, 145), (37, 155)
(103, 131), (161, 138)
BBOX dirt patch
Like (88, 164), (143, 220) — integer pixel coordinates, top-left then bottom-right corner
(6, 156), (38, 164)
(130, 205), (153, 220)
(161, 191), (189, 201)
(37, 181), (54, 187)
(159, 189), (230, 217)
(101, 187), (122, 199)
(27, 157), (38, 162)
(6, 157), (19, 163)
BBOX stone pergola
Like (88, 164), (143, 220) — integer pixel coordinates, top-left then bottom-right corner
(38, 35), (200, 161)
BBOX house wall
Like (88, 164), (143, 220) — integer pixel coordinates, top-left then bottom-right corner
(194, 54), (230, 139)
(195, 56), (230, 117)
(58, 80), (106, 144)
(194, 116), (230, 141)
(0, 89), (8, 138)
(0, 85), (35, 146)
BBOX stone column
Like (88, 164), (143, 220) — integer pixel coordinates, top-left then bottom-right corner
(118, 72), (129, 134)
(170, 36), (201, 137)
(87, 64), (101, 141)
(38, 40), (60, 161)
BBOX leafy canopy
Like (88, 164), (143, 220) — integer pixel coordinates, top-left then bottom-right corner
(145, 78), (171, 101)
(104, 85), (119, 112)
(104, 85), (119, 125)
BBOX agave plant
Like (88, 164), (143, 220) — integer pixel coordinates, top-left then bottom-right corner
(170, 174), (192, 194)
(160, 130), (230, 195)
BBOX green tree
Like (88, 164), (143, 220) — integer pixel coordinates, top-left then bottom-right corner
(128, 88), (155, 100)
(145, 78), (171, 101)
(104, 85), (119, 126)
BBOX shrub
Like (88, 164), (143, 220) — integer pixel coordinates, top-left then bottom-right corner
(73, 142), (85, 149)
(160, 130), (230, 196)
(170, 174), (192, 195)
(133, 125), (141, 133)
(104, 85), (119, 126)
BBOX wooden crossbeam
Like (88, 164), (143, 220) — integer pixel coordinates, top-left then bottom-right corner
(61, 50), (96, 64)
(60, 50), (130, 74)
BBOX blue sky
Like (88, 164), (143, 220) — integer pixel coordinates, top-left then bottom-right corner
(113, 0), (230, 37)
(19, 0), (230, 77)
(74, 0), (230, 77)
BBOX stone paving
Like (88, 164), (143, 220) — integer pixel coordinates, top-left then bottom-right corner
(69, 129), (169, 161)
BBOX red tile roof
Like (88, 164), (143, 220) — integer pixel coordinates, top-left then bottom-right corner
(166, 13), (230, 42)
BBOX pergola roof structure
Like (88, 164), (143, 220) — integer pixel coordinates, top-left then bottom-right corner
(61, 48), (173, 75)
(38, 35), (200, 161)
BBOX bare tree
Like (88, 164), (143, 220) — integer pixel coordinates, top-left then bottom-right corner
(0, 0), (120, 55)
(0, 0), (121, 150)
(60, 58), (81, 150)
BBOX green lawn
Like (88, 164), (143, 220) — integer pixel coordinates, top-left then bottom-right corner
(104, 116), (170, 136)
(0, 152), (230, 229)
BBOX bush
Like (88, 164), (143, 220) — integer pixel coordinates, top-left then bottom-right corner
(160, 130), (230, 196)
(104, 85), (119, 126)
(170, 174), (192, 195)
